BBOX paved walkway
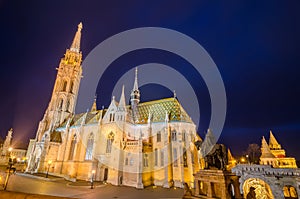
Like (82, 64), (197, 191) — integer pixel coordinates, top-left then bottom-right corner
(1, 173), (183, 199)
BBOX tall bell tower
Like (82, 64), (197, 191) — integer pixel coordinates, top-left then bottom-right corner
(36, 23), (83, 141)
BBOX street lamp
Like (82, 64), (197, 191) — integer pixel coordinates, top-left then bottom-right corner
(4, 153), (16, 190)
(46, 160), (52, 178)
(240, 157), (246, 164)
(91, 170), (95, 189)
(246, 155), (249, 164)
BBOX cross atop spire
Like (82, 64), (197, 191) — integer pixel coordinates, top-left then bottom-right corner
(70, 22), (83, 53)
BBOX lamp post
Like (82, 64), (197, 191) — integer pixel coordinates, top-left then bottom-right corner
(91, 170), (95, 189)
(4, 150), (15, 190)
(246, 155), (249, 164)
(46, 160), (52, 178)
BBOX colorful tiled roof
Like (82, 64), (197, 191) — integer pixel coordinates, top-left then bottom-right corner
(57, 98), (192, 128)
(132, 97), (193, 124)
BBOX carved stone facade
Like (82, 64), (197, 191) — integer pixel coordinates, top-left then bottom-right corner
(232, 164), (300, 199)
(260, 131), (297, 169)
(26, 23), (200, 189)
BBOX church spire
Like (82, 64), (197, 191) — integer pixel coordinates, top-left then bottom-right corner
(130, 67), (140, 122)
(133, 67), (139, 91)
(130, 67), (140, 103)
(70, 22), (83, 53)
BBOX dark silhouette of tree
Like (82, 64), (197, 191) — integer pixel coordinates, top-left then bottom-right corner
(245, 143), (261, 164)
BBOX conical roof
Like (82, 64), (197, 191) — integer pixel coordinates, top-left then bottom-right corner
(269, 130), (281, 149)
(261, 136), (275, 158)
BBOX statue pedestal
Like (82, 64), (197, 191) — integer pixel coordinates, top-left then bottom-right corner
(184, 169), (243, 199)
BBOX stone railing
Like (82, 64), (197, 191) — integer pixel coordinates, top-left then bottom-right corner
(232, 164), (300, 177)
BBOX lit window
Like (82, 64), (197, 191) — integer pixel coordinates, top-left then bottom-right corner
(171, 130), (177, 141)
(85, 133), (94, 160)
(106, 132), (114, 153)
(173, 148), (178, 167)
(62, 80), (67, 91)
(160, 151), (164, 167)
(144, 154), (149, 167)
(130, 158), (134, 166)
(155, 148), (158, 166)
(68, 134), (77, 160)
(157, 131), (161, 142)
(69, 81), (74, 93)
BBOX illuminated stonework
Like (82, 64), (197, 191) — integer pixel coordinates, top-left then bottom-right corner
(26, 23), (200, 189)
(260, 131), (297, 168)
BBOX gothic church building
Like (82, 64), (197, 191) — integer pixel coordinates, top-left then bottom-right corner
(26, 23), (200, 189)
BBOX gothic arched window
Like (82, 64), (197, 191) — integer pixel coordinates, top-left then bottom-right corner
(59, 99), (64, 110)
(157, 131), (161, 142)
(69, 81), (74, 93)
(183, 150), (188, 167)
(182, 131), (186, 142)
(106, 132), (114, 153)
(62, 80), (68, 91)
(85, 133), (94, 160)
(66, 100), (70, 112)
(68, 134), (77, 160)
(154, 148), (158, 166)
(171, 130), (177, 141)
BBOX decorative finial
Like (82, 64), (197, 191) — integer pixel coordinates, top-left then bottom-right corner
(173, 90), (176, 98)
(78, 22), (83, 31)
(70, 22), (83, 53)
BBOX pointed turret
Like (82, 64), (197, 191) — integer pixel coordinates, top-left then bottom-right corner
(260, 136), (275, 158)
(269, 130), (281, 149)
(70, 22), (83, 53)
(118, 85), (126, 109)
(227, 148), (237, 169)
(91, 95), (97, 112)
(130, 67), (140, 104)
(130, 67), (140, 122)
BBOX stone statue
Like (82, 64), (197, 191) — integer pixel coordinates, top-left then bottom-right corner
(246, 187), (256, 199)
(204, 144), (228, 170)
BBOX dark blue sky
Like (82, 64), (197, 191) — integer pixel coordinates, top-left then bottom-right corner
(0, 1), (299, 159)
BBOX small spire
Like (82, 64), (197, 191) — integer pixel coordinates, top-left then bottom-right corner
(70, 22), (83, 53)
(91, 95), (97, 112)
(173, 90), (176, 98)
(133, 67), (138, 91)
(118, 85), (126, 108)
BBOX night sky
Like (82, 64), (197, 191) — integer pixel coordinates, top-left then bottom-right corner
(0, 1), (299, 159)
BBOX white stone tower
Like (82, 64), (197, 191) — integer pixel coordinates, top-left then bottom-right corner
(27, 23), (83, 172)
(36, 23), (83, 141)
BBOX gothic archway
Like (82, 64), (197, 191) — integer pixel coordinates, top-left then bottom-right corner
(243, 178), (274, 199)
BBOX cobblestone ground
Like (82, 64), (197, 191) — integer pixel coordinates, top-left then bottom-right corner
(1, 173), (183, 199)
